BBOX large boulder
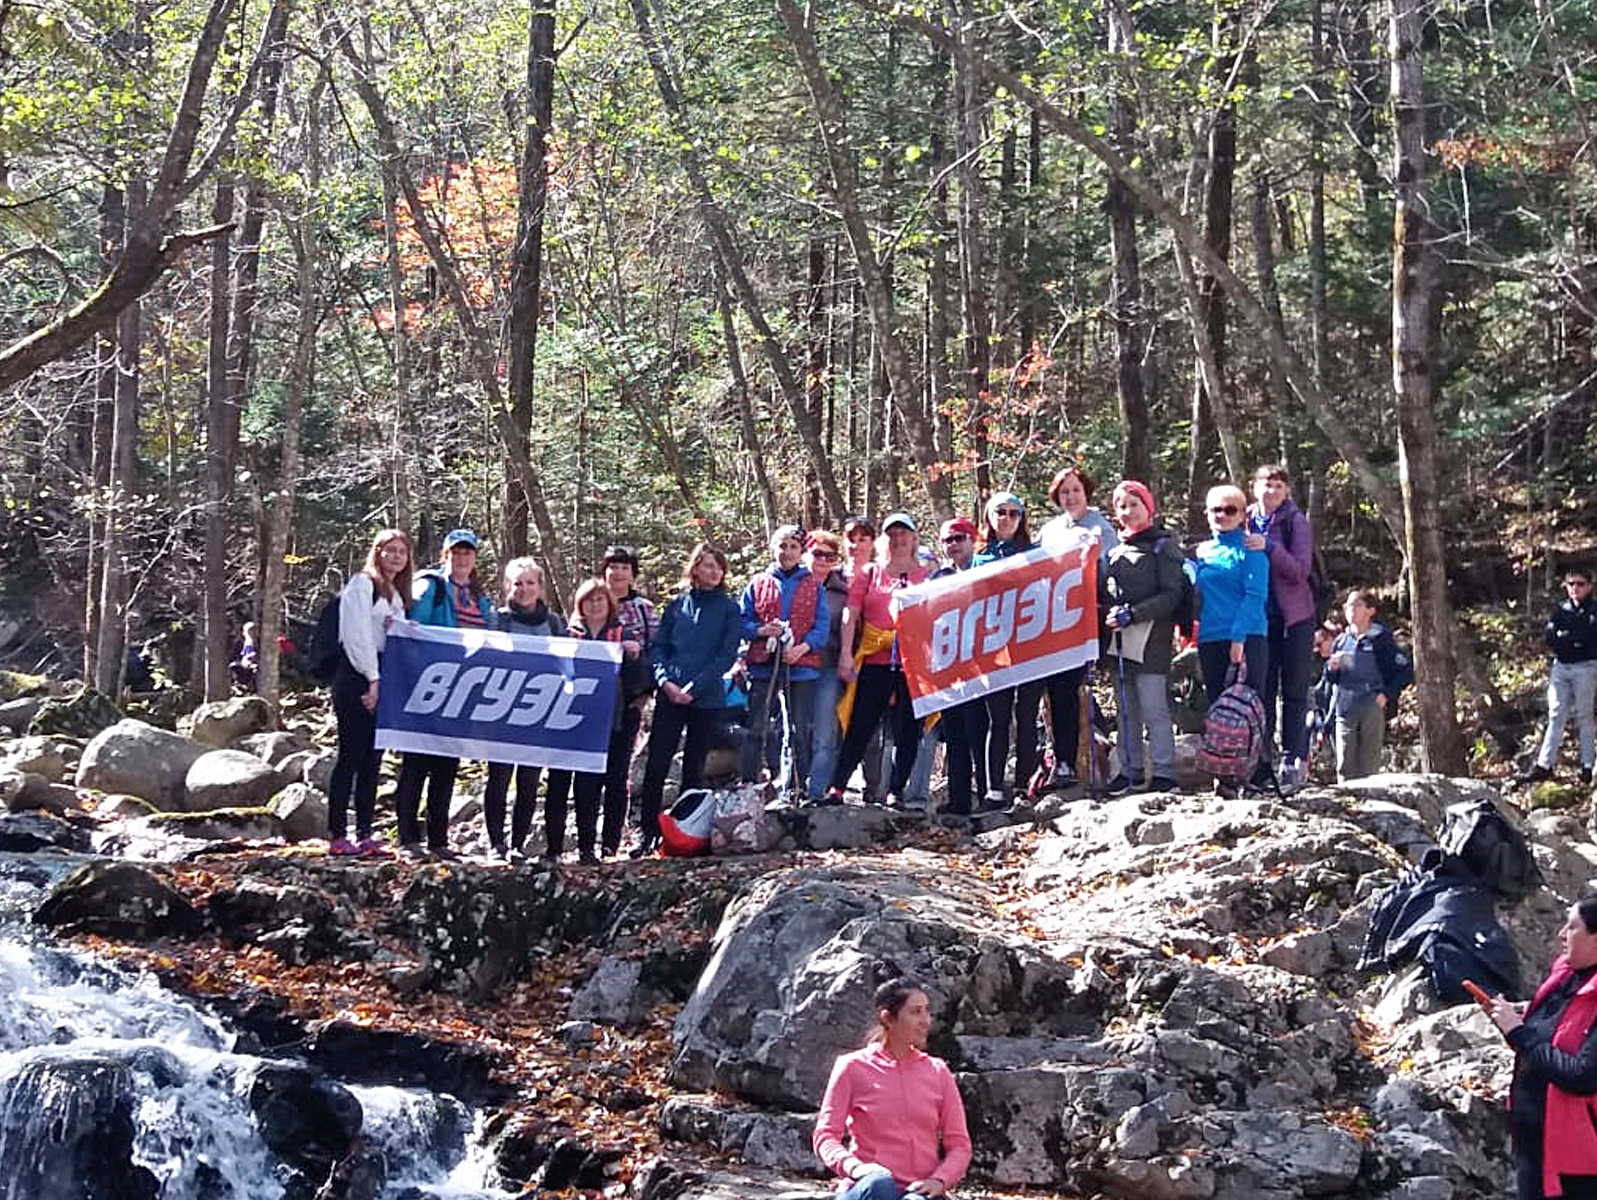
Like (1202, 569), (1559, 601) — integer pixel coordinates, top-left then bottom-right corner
(249, 1063), (364, 1189)
(187, 696), (274, 748)
(269, 782), (328, 841)
(33, 861), (202, 938)
(236, 730), (310, 768)
(76, 720), (208, 810)
(0, 734), (71, 781)
(184, 749), (285, 811)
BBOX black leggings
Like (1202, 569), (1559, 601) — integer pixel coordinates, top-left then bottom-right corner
(830, 665), (920, 798)
(638, 701), (719, 839)
(394, 752), (457, 850)
(328, 660), (380, 841)
(985, 680), (1044, 795)
(483, 763), (572, 852)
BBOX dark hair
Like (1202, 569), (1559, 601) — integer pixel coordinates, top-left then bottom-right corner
(602, 544), (640, 571)
(1346, 589), (1378, 611)
(1048, 465), (1096, 506)
(1253, 463), (1291, 485)
(362, 528), (414, 609)
(866, 959), (926, 1042)
(1566, 567), (1594, 584)
(980, 510), (1032, 554)
(1577, 896), (1597, 935)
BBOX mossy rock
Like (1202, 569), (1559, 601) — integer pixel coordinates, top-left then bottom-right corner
(1526, 781), (1583, 811)
(144, 806), (284, 841)
(0, 670), (47, 702)
(28, 689), (124, 739)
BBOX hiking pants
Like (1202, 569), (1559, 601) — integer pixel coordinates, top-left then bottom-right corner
(1536, 659), (1597, 771)
(1334, 700), (1385, 781)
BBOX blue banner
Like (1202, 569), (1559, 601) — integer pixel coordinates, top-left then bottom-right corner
(375, 624), (623, 773)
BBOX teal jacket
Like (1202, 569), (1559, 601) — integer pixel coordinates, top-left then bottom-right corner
(1194, 529), (1268, 644)
(410, 570), (496, 628)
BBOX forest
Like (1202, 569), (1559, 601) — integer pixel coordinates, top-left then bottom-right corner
(0, 0), (1591, 775)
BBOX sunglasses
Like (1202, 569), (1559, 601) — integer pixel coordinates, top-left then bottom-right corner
(994, 508), (1022, 518)
(810, 550), (839, 561)
(1209, 504), (1240, 516)
(941, 533), (970, 544)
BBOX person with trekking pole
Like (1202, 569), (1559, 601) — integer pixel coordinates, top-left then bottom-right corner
(739, 524), (828, 802)
(1100, 481), (1187, 796)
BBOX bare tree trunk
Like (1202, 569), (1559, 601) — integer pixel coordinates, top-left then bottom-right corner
(950, 0), (992, 498)
(627, 0), (848, 520)
(1251, 169), (1293, 416)
(94, 176), (146, 698)
(711, 248), (777, 529)
(1105, 0), (1149, 483)
(773, 0), (953, 518)
(84, 190), (121, 686)
(201, 177), (236, 700)
(503, 0), (554, 558)
(260, 66), (325, 711)
(1391, 0), (1465, 773)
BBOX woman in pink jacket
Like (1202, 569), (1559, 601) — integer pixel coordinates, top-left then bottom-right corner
(813, 967), (972, 1199)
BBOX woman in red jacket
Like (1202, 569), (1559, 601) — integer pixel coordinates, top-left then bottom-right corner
(1488, 896), (1597, 1199)
(813, 966), (972, 1199)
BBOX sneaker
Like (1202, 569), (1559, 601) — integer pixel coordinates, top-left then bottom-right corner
(1047, 763), (1078, 790)
(1518, 763), (1554, 784)
(398, 842), (426, 861)
(1147, 777), (1179, 794)
(1103, 774), (1133, 797)
(355, 838), (390, 859)
(902, 795), (928, 813)
(579, 851), (600, 866)
(882, 792), (904, 810)
(506, 846), (528, 865)
(328, 837), (361, 857)
(805, 788), (845, 808)
(428, 846), (458, 862)
(627, 834), (660, 859)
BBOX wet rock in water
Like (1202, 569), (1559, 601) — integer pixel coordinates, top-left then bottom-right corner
(33, 860), (202, 937)
(28, 687), (124, 739)
(0, 810), (92, 853)
(188, 696), (274, 748)
(250, 1063), (364, 1188)
(184, 748), (286, 811)
(76, 719), (208, 810)
(306, 1021), (501, 1104)
(269, 782), (329, 841)
(0, 1056), (160, 1200)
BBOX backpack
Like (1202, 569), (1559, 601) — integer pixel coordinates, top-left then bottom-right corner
(1152, 536), (1198, 639)
(1196, 664), (1267, 784)
(1437, 798), (1543, 902)
(310, 579), (381, 686)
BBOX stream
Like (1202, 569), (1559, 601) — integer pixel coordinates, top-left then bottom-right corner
(0, 856), (513, 1199)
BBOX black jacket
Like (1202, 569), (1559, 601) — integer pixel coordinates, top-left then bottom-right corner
(1546, 596), (1597, 664)
(1101, 525), (1186, 674)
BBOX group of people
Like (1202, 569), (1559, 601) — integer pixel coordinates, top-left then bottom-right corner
(321, 461), (1420, 861)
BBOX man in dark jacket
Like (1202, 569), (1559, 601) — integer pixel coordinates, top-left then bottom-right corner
(1521, 568), (1597, 785)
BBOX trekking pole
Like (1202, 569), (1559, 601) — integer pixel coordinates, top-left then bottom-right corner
(1114, 630), (1131, 791)
(1081, 662), (1100, 800)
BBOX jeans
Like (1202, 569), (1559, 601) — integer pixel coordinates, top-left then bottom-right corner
(905, 724), (936, 802)
(838, 1173), (905, 1200)
(1537, 659), (1597, 770)
(808, 669), (842, 801)
(1111, 661), (1175, 784)
(742, 671), (815, 797)
(328, 660), (381, 841)
(638, 701), (719, 839)
(1265, 617), (1316, 761)
(940, 698), (989, 815)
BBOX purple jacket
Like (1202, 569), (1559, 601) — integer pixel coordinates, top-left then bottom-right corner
(1247, 497), (1315, 627)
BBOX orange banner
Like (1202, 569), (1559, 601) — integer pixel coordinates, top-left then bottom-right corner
(895, 535), (1099, 717)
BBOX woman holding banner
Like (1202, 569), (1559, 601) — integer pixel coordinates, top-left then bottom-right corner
(483, 558), (570, 862)
(633, 543), (742, 857)
(819, 513), (930, 809)
(393, 528), (496, 859)
(973, 493), (1048, 807)
(328, 528), (413, 858)
(1101, 481), (1185, 795)
(566, 578), (627, 863)
(1035, 467), (1119, 796)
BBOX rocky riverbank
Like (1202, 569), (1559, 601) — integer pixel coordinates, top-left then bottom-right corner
(0, 687), (1588, 1198)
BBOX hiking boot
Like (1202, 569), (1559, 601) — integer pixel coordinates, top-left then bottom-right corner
(978, 788), (1009, 813)
(1103, 774), (1133, 797)
(1518, 763), (1554, 784)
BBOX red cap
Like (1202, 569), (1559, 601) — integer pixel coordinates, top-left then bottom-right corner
(939, 517), (979, 540)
